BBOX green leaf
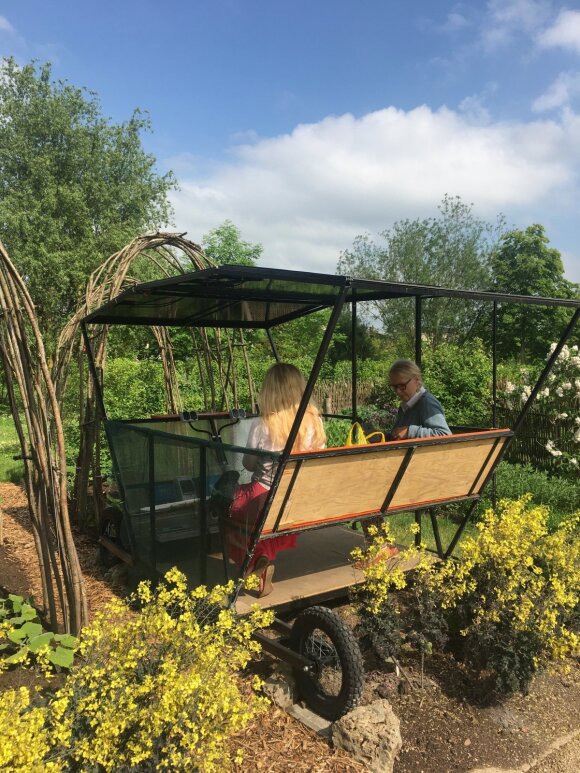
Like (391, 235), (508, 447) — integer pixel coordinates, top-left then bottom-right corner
(8, 594), (24, 610)
(20, 604), (38, 621)
(20, 621), (43, 638)
(8, 628), (28, 643)
(6, 615), (24, 625)
(27, 632), (54, 652)
(48, 646), (75, 668)
(5, 648), (28, 665)
(53, 633), (78, 649)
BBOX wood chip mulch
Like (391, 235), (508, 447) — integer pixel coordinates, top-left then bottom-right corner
(230, 708), (366, 772)
(0, 482), (124, 616)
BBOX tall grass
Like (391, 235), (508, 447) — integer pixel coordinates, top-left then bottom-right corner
(0, 415), (25, 483)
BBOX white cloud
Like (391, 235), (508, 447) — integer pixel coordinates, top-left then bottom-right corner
(458, 94), (491, 124)
(533, 71), (580, 111)
(482, 0), (551, 50)
(169, 105), (580, 280)
(537, 9), (580, 53)
(0, 16), (14, 33)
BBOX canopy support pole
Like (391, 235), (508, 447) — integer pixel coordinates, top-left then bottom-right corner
(415, 296), (422, 366)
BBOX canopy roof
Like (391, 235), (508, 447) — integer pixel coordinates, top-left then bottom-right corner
(82, 265), (580, 329)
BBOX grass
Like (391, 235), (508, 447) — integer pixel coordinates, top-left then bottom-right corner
(361, 509), (480, 558)
(0, 415), (25, 484)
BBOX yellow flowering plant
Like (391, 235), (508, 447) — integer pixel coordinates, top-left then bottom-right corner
(418, 496), (580, 694)
(350, 521), (426, 663)
(0, 568), (274, 772)
(0, 687), (60, 772)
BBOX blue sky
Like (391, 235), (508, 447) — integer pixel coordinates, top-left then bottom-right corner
(2, 0), (580, 283)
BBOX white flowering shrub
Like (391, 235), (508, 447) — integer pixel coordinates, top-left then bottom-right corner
(500, 343), (579, 472)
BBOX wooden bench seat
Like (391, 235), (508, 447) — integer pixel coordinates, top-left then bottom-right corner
(260, 429), (511, 535)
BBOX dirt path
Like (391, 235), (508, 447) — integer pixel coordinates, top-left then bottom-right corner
(0, 482), (125, 615)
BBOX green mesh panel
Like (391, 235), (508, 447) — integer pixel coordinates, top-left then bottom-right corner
(105, 418), (278, 586)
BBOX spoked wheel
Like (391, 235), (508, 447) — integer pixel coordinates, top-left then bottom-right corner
(289, 606), (364, 721)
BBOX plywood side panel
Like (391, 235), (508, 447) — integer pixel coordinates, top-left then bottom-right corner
(262, 432), (510, 533)
(471, 437), (508, 493)
(266, 449), (407, 530)
(263, 462), (299, 531)
(390, 438), (498, 508)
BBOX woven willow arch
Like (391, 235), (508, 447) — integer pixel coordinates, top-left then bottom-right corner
(54, 232), (256, 526)
(0, 240), (88, 632)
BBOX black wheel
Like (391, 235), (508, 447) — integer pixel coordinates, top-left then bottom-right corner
(289, 606), (364, 721)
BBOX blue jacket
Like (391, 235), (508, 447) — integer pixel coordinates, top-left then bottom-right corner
(393, 389), (451, 439)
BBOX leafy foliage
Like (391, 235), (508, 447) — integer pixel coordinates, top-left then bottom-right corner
(479, 462), (580, 529)
(422, 339), (492, 426)
(202, 219), (263, 266)
(0, 58), (174, 351)
(327, 312), (387, 364)
(0, 594), (77, 671)
(324, 417), (353, 448)
(489, 225), (578, 360)
(103, 357), (167, 419)
(338, 195), (500, 349)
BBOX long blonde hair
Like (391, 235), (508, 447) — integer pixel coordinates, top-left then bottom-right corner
(258, 363), (326, 451)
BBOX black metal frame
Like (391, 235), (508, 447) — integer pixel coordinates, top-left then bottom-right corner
(81, 265), (580, 597)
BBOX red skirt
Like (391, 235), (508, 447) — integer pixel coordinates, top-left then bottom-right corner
(228, 479), (297, 571)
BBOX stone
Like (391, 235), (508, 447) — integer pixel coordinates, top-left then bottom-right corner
(331, 699), (402, 773)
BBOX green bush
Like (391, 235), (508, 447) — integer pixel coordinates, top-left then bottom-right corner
(480, 462), (580, 529)
(324, 418), (352, 447)
(104, 358), (166, 419)
(0, 594), (77, 671)
(332, 358), (389, 383)
(0, 416), (24, 484)
(419, 497), (580, 695)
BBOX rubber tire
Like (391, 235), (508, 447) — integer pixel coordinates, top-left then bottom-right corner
(289, 605), (364, 721)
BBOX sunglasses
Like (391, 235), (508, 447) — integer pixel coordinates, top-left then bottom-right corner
(391, 377), (414, 392)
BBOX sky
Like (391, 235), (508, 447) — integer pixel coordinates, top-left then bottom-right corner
(2, 0), (580, 283)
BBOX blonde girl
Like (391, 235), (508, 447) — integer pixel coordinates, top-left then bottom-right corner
(229, 363), (326, 596)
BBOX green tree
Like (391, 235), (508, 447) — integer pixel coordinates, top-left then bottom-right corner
(327, 311), (387, 365)
(338, 195), (502, 350)
(202, 220), (263, 266)
(489, 225), (579, 360)
(423, 339), (492, 426)
(0, 58), (174, 351)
